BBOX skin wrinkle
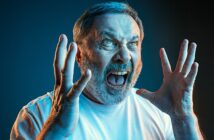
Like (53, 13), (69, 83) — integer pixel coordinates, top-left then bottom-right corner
(77, 13), (143, 105)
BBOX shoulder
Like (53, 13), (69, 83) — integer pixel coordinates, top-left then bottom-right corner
(20, 91), (53, 126)
(10, 91), (54, 139)
(23, 91), (53, 116)
(23, 91), (53, 111)
(24, 91), (53, 108)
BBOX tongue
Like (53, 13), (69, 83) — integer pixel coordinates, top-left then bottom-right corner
(107, 74), (125, 86)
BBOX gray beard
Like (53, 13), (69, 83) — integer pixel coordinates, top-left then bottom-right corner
(79, 57), (141, 105)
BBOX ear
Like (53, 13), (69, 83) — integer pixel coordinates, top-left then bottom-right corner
(76, 45), (81, 64)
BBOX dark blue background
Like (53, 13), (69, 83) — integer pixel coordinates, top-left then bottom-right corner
(0, 0), (213, 139)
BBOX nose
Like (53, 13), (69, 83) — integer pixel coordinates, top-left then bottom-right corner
(113, 46), (131, 64)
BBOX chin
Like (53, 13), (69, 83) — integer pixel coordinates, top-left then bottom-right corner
(85, 81), (130, 105)
(100, 90), (129, 105)
(105, 79), (136, 104)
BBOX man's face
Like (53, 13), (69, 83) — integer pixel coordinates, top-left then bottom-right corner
(78, 13), (143, 104)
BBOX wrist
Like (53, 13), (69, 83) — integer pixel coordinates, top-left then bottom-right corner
(170, 113), (204, 140)
(171, 112), (197, 123)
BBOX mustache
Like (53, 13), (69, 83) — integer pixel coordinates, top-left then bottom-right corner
(105, 62), (132, 74)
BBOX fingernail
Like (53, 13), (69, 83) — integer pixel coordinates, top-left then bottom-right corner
(191, 42), (197, 47)
(194, 62), (199, 67)
(59, 34), (63, 41)
(69, 43), (73, 49)
(70, 42), (78, 52)
(160, 48), (165, 53)
(59, 34), (65, 41)
(183, 39), (189, 43)
(85, 69), (92, 77)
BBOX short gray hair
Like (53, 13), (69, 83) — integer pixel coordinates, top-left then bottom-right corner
(73, 2), (144, 44)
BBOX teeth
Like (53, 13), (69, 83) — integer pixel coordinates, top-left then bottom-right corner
(111, 71), (128, 75)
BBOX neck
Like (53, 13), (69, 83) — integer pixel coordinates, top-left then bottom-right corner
(83, 88), (103, 104)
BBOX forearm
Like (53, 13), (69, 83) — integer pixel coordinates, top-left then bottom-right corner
(37, 108), (79, 140)
(171, 113), (204, 140)
(36, 115), (68, 140)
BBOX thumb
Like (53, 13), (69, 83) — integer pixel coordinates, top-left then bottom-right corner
(136, 88), (155, 102)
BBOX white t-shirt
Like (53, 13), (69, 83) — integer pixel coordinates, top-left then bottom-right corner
(10, 88), (175, 140)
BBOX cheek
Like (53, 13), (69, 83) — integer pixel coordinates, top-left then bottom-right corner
(86, 49), (112, 72)
(132, 50), (142, 73)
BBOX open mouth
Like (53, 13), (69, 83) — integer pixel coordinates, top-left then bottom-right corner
(106, 71), (129, 89)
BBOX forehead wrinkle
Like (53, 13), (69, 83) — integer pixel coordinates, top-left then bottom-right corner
(98, 30), (120, 40)
(97, 30), (140, 42)
(92, 14), (140, 41)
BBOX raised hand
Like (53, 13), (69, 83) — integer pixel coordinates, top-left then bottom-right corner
(137, 39), (204, 139)
(37, 34), (91, 139)
(137, 39), (198, 117)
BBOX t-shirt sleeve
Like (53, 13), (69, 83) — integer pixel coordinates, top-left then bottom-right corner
(10, 108), (40, 140)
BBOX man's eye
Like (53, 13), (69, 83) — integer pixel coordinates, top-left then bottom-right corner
(128, 41), (138, 47)
(101, 39), (114, 46)
(100, 39), (116, 50)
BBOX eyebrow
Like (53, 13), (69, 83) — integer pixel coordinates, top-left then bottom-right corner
(98, 31), (139, 41)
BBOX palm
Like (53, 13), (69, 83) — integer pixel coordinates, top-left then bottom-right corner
(138, 39), (199, 117)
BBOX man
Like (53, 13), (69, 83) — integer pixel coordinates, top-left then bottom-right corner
(11, 2), (204, 140)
